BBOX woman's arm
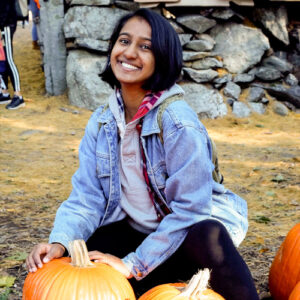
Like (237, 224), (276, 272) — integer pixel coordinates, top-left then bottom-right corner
(48, 108), (108, 251)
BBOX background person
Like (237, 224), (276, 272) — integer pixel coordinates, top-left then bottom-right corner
(26, 8), (259, 299)
(29, 0), (40, 50)
(0, 0), (25, 109)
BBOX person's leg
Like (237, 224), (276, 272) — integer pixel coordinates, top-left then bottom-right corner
(29, 0), (40, 48)
(3, 26), (21, 93)
(181, 220), (259, 300)
(86, 219), (146, 258)
(3, 25), (25, 109)
(132, 219), (259, 299)
(0, 30), (11, 104)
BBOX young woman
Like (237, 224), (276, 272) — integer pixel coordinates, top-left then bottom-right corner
(26, 9), (259, 299)
(0, 0), (25, 109)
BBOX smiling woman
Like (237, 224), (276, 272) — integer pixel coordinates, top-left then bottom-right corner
(26, 8), (259, 300)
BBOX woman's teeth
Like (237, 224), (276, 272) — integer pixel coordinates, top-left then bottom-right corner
(122, 62), (139, 70)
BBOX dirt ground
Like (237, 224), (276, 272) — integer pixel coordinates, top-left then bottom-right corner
(0, 21), (299, 299)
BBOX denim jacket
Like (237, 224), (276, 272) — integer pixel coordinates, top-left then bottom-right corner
(49, 84), (248, 280)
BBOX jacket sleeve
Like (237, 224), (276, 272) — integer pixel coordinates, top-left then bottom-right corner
(122, 104), (215, 280)
(49, 109), (107, 251)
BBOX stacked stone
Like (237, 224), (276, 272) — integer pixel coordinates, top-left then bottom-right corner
(61, 0), (300, 117)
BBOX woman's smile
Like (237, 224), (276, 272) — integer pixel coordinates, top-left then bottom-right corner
(120, 61), (140, 71)
(110, 16), (155, 88)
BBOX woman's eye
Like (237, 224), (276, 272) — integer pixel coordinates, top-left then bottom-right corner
(141, 44), (151, 50)
(119, 39), (129, 45)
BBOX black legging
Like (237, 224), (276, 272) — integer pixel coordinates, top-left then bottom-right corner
(0, 24), (20, 92)
(86, 219), (259, 299)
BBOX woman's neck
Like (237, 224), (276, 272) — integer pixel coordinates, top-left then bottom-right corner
(121, 84), (148, 123)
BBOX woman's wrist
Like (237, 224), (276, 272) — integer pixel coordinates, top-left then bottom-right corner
(51, 242), (68, 256)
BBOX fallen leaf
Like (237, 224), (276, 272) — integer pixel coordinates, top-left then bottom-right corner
(0, 276), (15, 288)
(5, 252), (27, 262)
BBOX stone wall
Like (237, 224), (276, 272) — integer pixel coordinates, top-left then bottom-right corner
(41, 0), (300, 117)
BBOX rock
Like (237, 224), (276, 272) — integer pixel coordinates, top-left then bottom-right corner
(169, 20), (185, 34)
(232, 101), (251, 118)
(255, 84), (300, 108)
(184, 39), (215, 52)
(254, 6), (289, 45)
(178, 34), (193, 46)
(180, 83), (227, 119)
(285, 74), (299, 86)
(290, 25), (300, 52)
(283, 101), (296, 112)
(261, 97), (269, 105)
(64, 6), (127, 41)
(255, 67), (282, 81)
(247, 87), (265, 102)
(183, 68), (219, 83)
(262, 56), (293, 74)
(272, 101), (289, 116)
(115, 0), (139, 10)
(287, 52), (300, 81)
(66, 50), (113, 110)
(194, 33), (216, 46)
(233, 73), (255, 84)
(70, 0), (112, 4)
(213, 74), (232, 85)
(210, 23), (270, 73)
(223, 81), (241, 100)
(176, 15), (216, 34)
(212, 8), (235, 20)
(183, 51), (211, 62)
(74, 38), (109, 52)
(192, 58), (223, 70)
(249, 102), (266, 114)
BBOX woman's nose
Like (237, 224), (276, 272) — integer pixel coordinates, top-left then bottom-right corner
(124, 43), (138, 59)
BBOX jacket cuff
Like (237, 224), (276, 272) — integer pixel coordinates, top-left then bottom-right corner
(49, 233), (71, 254)
(122, 253), (148, 280)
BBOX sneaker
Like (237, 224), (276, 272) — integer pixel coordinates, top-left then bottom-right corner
(0, 93), (11, 104)
(5, 95), (25, 110)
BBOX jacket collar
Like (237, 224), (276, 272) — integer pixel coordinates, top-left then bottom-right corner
(97, 84), (185, 136)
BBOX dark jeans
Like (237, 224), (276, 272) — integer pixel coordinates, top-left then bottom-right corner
(86, 218), (259, 299)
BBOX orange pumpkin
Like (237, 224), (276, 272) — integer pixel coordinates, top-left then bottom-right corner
(138, 269), (224, 300)
(22, 240), (136, 300)
(269, 223), (300, 300)
(289, 282), (300, 300)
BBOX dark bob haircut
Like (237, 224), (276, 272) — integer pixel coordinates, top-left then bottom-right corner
(100, 8), (183, 92)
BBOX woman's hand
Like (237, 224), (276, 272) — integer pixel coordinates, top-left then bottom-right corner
(26, 243), (65, 273)
(88, 251), (133, 279)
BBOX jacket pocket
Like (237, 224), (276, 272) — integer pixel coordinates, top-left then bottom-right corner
(152, 161), (167, 191)
(96, 152), (110, 177)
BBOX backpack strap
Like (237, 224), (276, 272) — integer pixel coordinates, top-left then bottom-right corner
(157, 94), (223, 184)
(98, 103), (109, 131)
(157, 94), (184, 144)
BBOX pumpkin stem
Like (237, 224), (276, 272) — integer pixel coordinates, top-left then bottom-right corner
(174, 268), (210, 299)
(68, 240), (93, 267)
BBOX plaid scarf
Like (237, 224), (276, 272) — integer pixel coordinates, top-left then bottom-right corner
(115, 88), (163, 122)
(116, 89), (172, 221)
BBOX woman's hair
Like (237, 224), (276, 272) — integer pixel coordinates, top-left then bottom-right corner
(100, 8), (183, 92)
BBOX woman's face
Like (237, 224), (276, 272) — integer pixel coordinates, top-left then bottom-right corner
(110, 17), (155, 89)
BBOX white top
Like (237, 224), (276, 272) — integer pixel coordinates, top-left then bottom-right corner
(109, 95), (159, 233)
